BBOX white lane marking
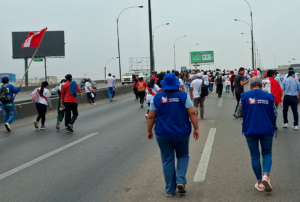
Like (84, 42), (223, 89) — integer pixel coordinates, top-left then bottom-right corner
(0, 132), (99, 181)
(193, 128), (216, 182)
(218, 98), (223, 107)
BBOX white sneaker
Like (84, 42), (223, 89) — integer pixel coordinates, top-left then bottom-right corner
(254, 182), (265, 192)
(292, 126), (298, 130)
(282, 123), (288, 128)
(4, 123), (11, 132)
(262, 175), (273, 192)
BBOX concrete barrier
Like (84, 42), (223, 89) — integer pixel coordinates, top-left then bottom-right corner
(0, 85), (133, 123)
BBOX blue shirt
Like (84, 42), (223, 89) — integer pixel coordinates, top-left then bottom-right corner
(150, 94), (193, 111)
(1, 84), (21, 104)
(274, 76), (282, 87)
(282, 77), (300, 96)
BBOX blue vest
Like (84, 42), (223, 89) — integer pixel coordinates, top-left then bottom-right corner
(153, 91), (191, 136)
(241, 89), (275, 136)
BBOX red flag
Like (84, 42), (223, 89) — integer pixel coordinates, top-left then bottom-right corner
(262, 77), (283, 103)
(21, 28), (47, 49)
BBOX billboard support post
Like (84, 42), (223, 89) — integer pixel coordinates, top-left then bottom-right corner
(24, 58), (28, 86)
(44, 57), (47, 82)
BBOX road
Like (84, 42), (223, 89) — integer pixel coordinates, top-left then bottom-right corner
(14, 82), (129, 102)
(0, 88), (299, 202)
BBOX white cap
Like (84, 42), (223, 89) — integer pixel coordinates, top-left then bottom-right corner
(196, 73), (202, 77)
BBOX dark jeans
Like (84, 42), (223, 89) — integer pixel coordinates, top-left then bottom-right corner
(112, 90), (115, 98)
(209, 83), (214, 92)
(235, 93), (241, 113)
(57, 99), (65, 124)
(133, 89), (138, 99)
(65, 102), (78, 126)
(283, 95), (298, 126)
(216, 84), (223, 97)
(245, 135), (273, 181)
(36, 103), (47, 126)
(88, 92), (96, 103)
(137, 91), (145, 104)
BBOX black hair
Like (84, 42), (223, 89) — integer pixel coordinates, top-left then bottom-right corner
(148, 80), (155, 88)
(288, 71), (295, 77)
(267, 70), (274, 77)
(108, 73), (111, 76)
(65, 74), (72, 81)
(204, 71), (207, 75)
(2, 77), (9, 84)
(132, 74), (136, 79)
(139, 77), (144, 81)
(238, 67), (245, 72)
(60, 79), (67, 84)
(39, 81), (49, 96)
(288, 67), (294, 71)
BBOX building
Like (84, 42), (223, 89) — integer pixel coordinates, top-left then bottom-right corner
(0, 73), (16, 82)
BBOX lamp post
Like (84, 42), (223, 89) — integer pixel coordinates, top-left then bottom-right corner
(104, 57), (119, 80)
(117, 6), (143, 80)
(173, 35), (186, 70)
(189, 43), (199, 70)
(235, 18), (254, 70)
(153, 23), (169, 71)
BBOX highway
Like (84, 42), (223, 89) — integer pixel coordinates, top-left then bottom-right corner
(0, 89), (299, 202)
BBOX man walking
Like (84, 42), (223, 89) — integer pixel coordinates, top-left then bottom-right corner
(147, 73), (199, 197)
(215, 72), (224, 97)
(105, 73), (115, 102)
(60, 74), (81, 133)
(175, 71), (185, 91)
(190, 73), (205, 119)
(233, 67), (250, 117)
(282, 71), (300, 129)
(0, 77), (22, 131)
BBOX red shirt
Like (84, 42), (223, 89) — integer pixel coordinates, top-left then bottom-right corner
(61, 81), (82, 103)
(135, 81), (147, 91)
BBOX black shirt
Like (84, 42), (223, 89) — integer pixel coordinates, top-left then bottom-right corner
(234, 74), (245, 94)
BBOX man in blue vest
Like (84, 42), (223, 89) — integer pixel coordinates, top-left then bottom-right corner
(147, 73), (199, 197)
(241, 77), (275, 192)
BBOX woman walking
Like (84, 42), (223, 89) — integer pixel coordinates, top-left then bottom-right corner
(135, 77), (147, 108)
(184, 74), (191, 94)
(85, 78), (96, 105)
(145, 77), (160, 120)
(34, 81), (52, 130)
(132, 74), (139, 100)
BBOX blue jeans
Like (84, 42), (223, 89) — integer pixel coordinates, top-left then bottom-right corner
(107, 87), (113, 100)
(226, 85), (230, 91)
(209, 83), (214, 92)
(156, 135), (190, 194)
(185, 83), (190, 93)
(2, 103), (17, 124)
(283, 95), (298, 126)
(245, 135), (273, 181)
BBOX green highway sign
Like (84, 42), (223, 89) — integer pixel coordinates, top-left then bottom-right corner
(190, 51), (214, 63)
(33, 58), (43, 62)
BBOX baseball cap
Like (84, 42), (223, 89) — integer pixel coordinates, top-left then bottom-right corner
(196, 73), (202, 77)
(174, 71), (180, 76)
(1, 77), (9, 84)
(150, 76), (158, 81)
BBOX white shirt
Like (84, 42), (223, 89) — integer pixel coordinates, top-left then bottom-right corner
(106, 76), (115, 87)
(37, 87), (50, 105)
(284, 73), (299, 81)
(202, 75), (209, 85)
(85, 82), (92, 92)
(145, 84), (160, 103)
(234, 71), (238, 75)
(178, 78), (184, 90)
(191, 79), (203, 98)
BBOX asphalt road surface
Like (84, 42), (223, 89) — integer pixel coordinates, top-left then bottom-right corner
(0, 87), (299, 202)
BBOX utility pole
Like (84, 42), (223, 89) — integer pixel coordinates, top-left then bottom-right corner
(44, 57), (47, 82)
(148, 0), (154, 73)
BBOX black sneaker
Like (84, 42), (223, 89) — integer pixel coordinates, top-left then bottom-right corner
(67, 124), (74, 133)
(4, 123), (11, 132)
(177, 183), (186, 194)
(34, 121), (38, 129)
(40, 126), (46, 130)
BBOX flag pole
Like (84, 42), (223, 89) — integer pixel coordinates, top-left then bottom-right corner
(20, 27), (47, 84)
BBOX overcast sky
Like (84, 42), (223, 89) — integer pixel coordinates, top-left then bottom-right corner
(1, 0), (300, 80)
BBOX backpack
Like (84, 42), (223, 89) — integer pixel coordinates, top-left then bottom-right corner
(137, 82), (145, 92)
(216, 76), (223, 84)
(0, 85), (11, 104)
(200, 81), (208, 97)
(31, 89), (39, 103)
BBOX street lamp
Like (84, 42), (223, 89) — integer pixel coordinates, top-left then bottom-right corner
(152, 23), (170, 70)
(235, 18), (255, 70)
(116, 6), (143, 80)
(189, 43), (199, 70)
(104, 57), (119, 79)
(173, 35), (186, 70)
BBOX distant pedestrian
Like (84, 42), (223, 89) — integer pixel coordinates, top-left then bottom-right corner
(85, 78), (96, 105)
(202, 71), (209, 90)
(184, 74), (191, 93)
(105, 73), (115, 102)
(112, 75), (117, 101)
(174, 71), (185, 91)
(209, 73), (215, 92)
(229, 71), (236, 97)
(274, 71), (282, 87)
(147, 73), (199, 197)
(224, 74), (230, 93)
(132, 74), (139, 100)
(282, 71), (300, 129)
(56, 79), (66, 130)
(61, 74), (81, 133)
(283, 67), (299, 81)
(0, 77), (22, 131)
(145, 76), (160, 120)
(135, 77), (147, 108)
(33, 81), (52, 130)
(190, 73), (205, 119)
(215, 72), (224, 97)
(240, 77), (275, 192)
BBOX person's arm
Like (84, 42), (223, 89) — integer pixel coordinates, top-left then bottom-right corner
(181, 84), (185, 92)
(77, 82), (81, 93)
(240, 77), (250, 86)
(187, 107), (199, 141)
(10, 85), (21, 94)
(46, 92), (52, 110)
(147, 99), (157, 140)
(132, 81), (136, 89)
(60, 85), (65, 108)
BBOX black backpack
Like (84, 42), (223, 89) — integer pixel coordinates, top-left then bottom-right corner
(0, 85), (11, 104)
(200, 82), (208, 97)
(216, 76), (223, 84)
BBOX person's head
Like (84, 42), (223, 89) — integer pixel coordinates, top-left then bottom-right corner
(238, 67), (245, 75)
(204, 71), (207, 75)
(161, 73), (180, 90)
(288, 67), (294, 71)
(274, 71), (278, 76)
(108, 73), (112, 77)
(148, 79), (155, 88)
(150, 76), (158, 83)
(267, 70), (275, 78)
(39, 81), (49, 96)
(230, 71), (234, 74)
(288, 71), (295, 78)
(86, 78), (91, 82)
(191, 71), (195, 74)
(196, 70), (200, 73)
(135, 73), (139, 77)
(113, 75), (115, 78)
(1, 77), (9, 84)
(196, 73), (202, 79)
(139, 77), (144, 81)
(65, 74), (72, 81)
(132, 74), (136, 79)
(174, 71), (180, 78)
(60, 79), (67, 84)
(249, 77), (262, 90)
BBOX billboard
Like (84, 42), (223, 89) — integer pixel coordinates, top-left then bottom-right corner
(12, 31), (65, 58)
(191, 51), (214, 63)
(181, 66), (187, 71)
